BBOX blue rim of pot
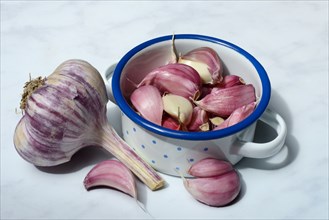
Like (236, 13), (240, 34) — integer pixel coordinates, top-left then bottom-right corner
(112, 34), (271, 141)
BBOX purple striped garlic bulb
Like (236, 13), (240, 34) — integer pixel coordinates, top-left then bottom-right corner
(13, 59), (164, 191)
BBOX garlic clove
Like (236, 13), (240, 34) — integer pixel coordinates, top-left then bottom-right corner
(209, 117), (225, 127)
(183, 170), (241, 207)
(187, 106), (209, 131)
(194, 84), (256, 117)
(178, 47), (223, 85)
(162, 94), (193, 125)
(218, 75), (245, 88)
(162, 114), (181, 130)
(84, 159), (137, 198)
(188, 158), (233, 177)
(214, 102), (256, 130)
(138, 63), (201, 100)
(130, 85), (163, 125)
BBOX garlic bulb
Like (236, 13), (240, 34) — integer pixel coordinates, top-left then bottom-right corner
(178, 47), (223, 84)
(14, 59), (164, 190)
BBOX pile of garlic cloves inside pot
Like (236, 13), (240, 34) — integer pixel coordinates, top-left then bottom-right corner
(130, 44), (257, 132)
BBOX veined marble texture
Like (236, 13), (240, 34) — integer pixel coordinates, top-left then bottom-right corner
(1, 1), (328, 219)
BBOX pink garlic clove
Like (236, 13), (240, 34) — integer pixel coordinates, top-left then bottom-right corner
(162, 114), (181, 130)
(183, 169), (241, 207)
(218, 75), (245, 88)
(188, 158), (233, 177)
(84, 159), (137, 198)
(214, 102), (256, 130)
(138, 63), (202, 100)
(178, 47), (223, 85)
(194, 84), (256, 117)
(187, 106), (209, 131)
(130, 85), (163, 125)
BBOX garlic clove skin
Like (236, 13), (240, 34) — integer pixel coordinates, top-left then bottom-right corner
(183, 170), (241, 207)
(194, 84), (256, 117)
(187, 106), (209, 131)
(218, 75), (245, 88)
(188, 158), (233, 177)
(138, 63), (202, 100)
(84, 160), (137, 198)
(178, 47), (223, 85)
(162, 114), (181, 130)
(130, 85), (163, 125)
(214, 102), (256, 130)
(162, 94), (193, 125)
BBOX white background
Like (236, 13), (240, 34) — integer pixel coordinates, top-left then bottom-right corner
(1, 1), (328, 219)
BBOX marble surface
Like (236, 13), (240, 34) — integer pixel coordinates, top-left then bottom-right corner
(1, 1), (328, 219)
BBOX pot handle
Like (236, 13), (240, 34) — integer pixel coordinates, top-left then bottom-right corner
(103, 63), (117, 104)
(232, 109), (287, 158)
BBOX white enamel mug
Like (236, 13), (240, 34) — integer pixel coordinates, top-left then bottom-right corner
(105, 34), (287, 176)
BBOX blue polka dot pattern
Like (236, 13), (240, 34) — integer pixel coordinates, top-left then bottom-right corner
(177, 147), (182, 151)
(141, 144), (145, 149)
(152, 140), (157, 144)
(151, 160), (156, 164)
(133, 127), (136, 132)
(189, 158), (194, 162)
(126, 130), (129, 135)
(163, 154), (168, 158)
(203, 147), (209, 151)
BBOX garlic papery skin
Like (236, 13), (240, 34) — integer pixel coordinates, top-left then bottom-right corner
(188, 158), (233, 178)
(130, 85), (163, 125)
(194, 84), (256, 117)
(138, 63), (201, 100)
(187, 106), (209, 131)
(84, 159), (137, 198)
(183, 170), (241, 207)
(162, 94), (193, 125)
(214, 102), (256, 130)
(162, 114), (181, 130)
(218, 75), (245, 88)
(13, 59), (164, 191)
(178, 47), (223, 85)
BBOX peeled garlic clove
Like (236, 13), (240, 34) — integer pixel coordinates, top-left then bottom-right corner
(188, 158), (233, 177)
(138, 63), (201, 99)
(214, 102), (256, 130)
(194, 84), (256, 117)
(178, 47), (223, 85)
(219, 75), (245, 88)
(183, 170), (241, 207)
(209, 117), (225, 126)
(130, 85), (163, 125)
(187, 106), (208, 131)
(162, 114), (181, 130)
(162, 94), (193, 125)
(84, 160), (137, 198)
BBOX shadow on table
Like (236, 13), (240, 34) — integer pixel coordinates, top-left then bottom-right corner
(36, 146), (112, 174)
(236, 89), (299, 170)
